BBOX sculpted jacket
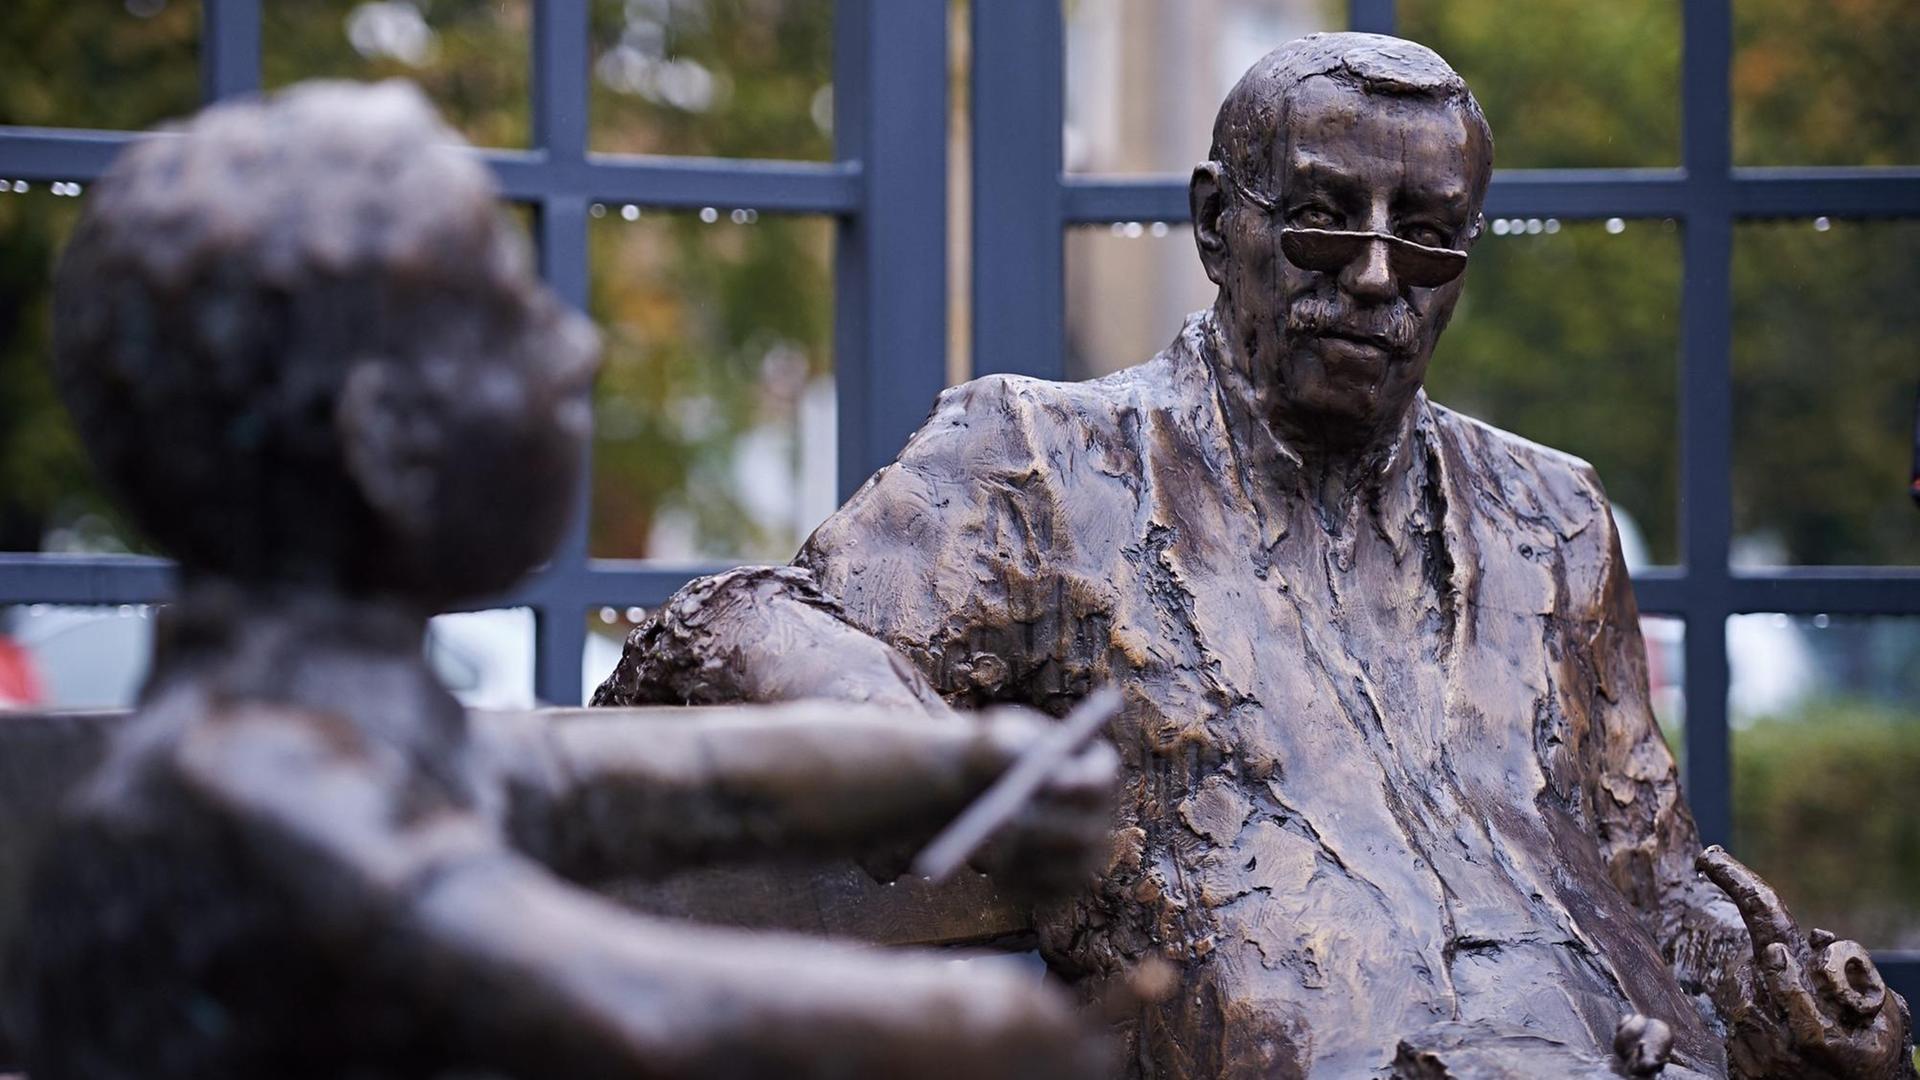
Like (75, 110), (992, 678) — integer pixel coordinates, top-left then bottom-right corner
(597, 312), (1854, 1077)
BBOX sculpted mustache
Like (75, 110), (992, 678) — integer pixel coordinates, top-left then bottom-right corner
(1286, 294), (1419, 352)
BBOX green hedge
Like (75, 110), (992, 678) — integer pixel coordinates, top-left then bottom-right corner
(1733, 699), (1920, 950)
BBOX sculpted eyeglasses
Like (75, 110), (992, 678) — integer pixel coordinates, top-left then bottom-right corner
(1280, 227), (1468, 289)
(1221, 168), (1470, 288)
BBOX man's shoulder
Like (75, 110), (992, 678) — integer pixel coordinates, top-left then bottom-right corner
(934, 354), (1183, 421)
(910, 355), (1185, 458)
(1426, 399), (1616, 552)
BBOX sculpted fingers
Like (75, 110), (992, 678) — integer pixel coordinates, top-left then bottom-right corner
(1697, 844), (1801, 957)
(1761, 942), (1828, 1049)
(1811, 939), (1888, 1023)
(1700, 851), (1911, 1075)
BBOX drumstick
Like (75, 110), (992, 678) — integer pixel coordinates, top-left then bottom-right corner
(912, 687), (1122, 883)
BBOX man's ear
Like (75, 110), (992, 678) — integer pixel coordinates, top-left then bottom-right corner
(1191, 161), (1229, 286)
(338, 358), (437, 541)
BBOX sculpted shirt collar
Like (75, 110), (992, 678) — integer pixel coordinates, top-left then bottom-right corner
(1181, 309), (1440, 561)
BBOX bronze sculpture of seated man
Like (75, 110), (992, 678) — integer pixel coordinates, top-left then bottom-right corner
(595, 33), (1916, 1080)
(5, 80), (1119, 1080)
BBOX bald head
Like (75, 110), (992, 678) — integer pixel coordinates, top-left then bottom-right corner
(1210, 32), (1493, 209)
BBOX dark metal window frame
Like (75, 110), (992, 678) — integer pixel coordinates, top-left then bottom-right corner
(0, 0), (952, 707)
(969, 0), (1920, 991)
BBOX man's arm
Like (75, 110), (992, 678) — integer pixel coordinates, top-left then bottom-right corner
(1572, 512), (1753, 1013)
(1576, 499), (1916, 1079)
(592, 374), (1093, 716)
(582, 374), (1117, 892)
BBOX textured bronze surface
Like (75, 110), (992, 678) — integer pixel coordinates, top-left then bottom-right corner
(0, 708), (1034, 969)
(597, 34), (1916, 1079)
(2, 81), (1114, 1079)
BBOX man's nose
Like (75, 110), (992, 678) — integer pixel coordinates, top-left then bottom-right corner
(1339, 236), (1397, 302)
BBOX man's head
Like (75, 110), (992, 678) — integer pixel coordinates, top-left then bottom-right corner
(1191, 33), (1492, 448)
(55, 81), (600, 606)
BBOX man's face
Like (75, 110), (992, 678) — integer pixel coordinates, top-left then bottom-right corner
(1210, 77), (1481, 441)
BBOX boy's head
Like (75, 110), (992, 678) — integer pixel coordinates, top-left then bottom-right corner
(55, 81), (599, 605)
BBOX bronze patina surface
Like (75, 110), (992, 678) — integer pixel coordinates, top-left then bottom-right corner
(596, 34), (1916, 1079)
(3, 80), (1116, 1079)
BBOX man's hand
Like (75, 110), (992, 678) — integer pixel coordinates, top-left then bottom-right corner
(1697, 845), (1916, 1080)
(961, 707), (1121, 899)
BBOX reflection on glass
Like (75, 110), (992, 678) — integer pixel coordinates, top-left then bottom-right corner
(589, 209), (835, 563)
(1426, 219), (1681, 565)
(590, 0), (833, 159)
(1729, 614), (1920, 949)
(1400, 0), (1679, 169)
(0, 604), (154, 711)
(1065, 222), (1208, 381)
(0, 0), (200, 130)
(582, 605), (652, 702)
(1732, 220), (1920, 568)
(426, 608), (535, 710)
(1641, 615), (1685, 770)
(264, 0), (531, 148)
(0, 189), (143, 554)
(1064, 0), (1342, 174)
(1733, 0), (1920, 166)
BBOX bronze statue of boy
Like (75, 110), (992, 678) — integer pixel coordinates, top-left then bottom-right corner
(6, 81), (1118, 1080)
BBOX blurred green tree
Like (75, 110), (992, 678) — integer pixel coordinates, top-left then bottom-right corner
(0, 0), (199, 552)
(584, 0), (835, 560)
(262, 0), (532, 147)
(0, 194), (89, 553)
(1404, 0), (1920, 570)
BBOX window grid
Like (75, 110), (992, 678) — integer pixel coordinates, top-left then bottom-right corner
(968, 0), (1920, 996)
(0, 0), (952, 707)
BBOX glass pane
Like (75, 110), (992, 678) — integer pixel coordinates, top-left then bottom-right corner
(1064, 221), (1209, 381)
(589, 208), (835, 562)
(426, 607), (534, 710)
(583, 604), (652, 701)
(1425, 218), (1681, 566)
(263, 0), (531, 148)
(1642, 615), (1685, 772)
(1065, 0), (1343, 174)
(1730, 614), (1920, 949)
(1733, 0), (1920, 166)
(1732, 220), (1920, 567)
(0, 1), (200, 131)
(1400, 0), (1680, 169)
(590, 0), (833, 159)
(0, 187), (147, 555)
(0, 604), (154, 711)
